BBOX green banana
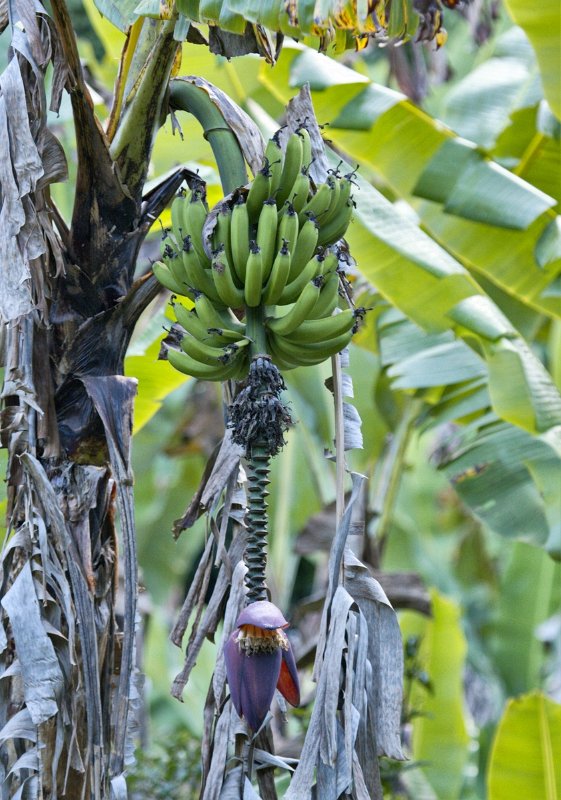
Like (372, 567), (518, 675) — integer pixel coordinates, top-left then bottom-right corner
(163, 243), (188, 289)
(171, 193), (187, 245)
(268, 327), (354, 366)
(298, 181), (332, 226)
(193, 292), (246, 334)
(244, 242), (263, 308)
(153, 260), (188, 296)
(266, 277), (323, 335)
(180, 331), (249, 367)
(167, 346), (246, 381)
(182, 186), (210, 266)
(265, 333), (299, 370)
(212, 203), (234, 270)
(288, 167), (311, 214)
(298, 126), (312, 171)
(256, 198), (278, 282)
(317, 173), (341, 228)
(230, 197), (250, 283)
(180, 238), (223, 304)
(276, 202), (299, 253)
(317, 197), (354, 247)
(263, 132), (283, 199)
(263, 240), (291, 305)
(278, 253), (323, 305)
(288, 215), (319, 281)
(211, 252), (245, 309)
(173, 302), (244, 347)
(246, 162), (272, 220)
(308, 269), (341, 319)
(276, 132), (303, 208)
(281, 308), (356, 344)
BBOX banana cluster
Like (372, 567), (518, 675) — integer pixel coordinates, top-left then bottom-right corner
(153, 128), (360, 380)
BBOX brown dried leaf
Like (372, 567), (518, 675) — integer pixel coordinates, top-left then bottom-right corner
(1, 562), (64, 725)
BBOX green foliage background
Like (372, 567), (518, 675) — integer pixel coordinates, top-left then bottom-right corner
(10, 1), (560, 797)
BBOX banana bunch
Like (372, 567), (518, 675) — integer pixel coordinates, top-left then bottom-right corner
(152, 129), (362, 380)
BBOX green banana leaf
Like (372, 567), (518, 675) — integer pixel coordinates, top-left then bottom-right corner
(487, 692), (561, 799)
(489, 544), (561, 695)
(441, 27), (541, 150)
(400, 591), (471, 800)
(375, 310), (561, 554)
(258, 43), (561, 319)
(342, 166), (561, 438)
(504, 0), (561, 119)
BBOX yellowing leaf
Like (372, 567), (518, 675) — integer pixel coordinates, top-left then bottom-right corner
(488, 692), (561, 800)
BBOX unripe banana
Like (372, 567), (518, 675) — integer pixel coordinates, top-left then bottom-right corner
(265, 333), (300, 370)
(263, 239), (291, 305)
(173, 301), (244, 347)
(266, 276), (323, 335)
(180, 331), (249, 367)
(211, 251), (245, 309)
(281, 308), (356, 344)
(317, 198), (354, 247)
(167, 346), (245, 381)
(298, 181), (332, 227)
(318, 173), (341, 228)
(153, 260), (189, 296)
(256, 198), (278, 282)
(230, 197), (250, 283)
(171, 193), (187, 245)
(269, 327), (354, 366)
(276, 132), (303, 208)
(183, 186), (210, 266)
(181, 237), (223, 304)
(276, 202), (299, 253)
(308, 269), (341, 319)
(297, 126), (312, 172)
(288, 167), (311, 214)
(194, 292), (246, 334)
(244, 242), (264, 308)
(288, 215), (319, 281)
(163, 242), (188, 290)
(263, 132), (283, 199)
(212, 203), (234, 269)
(246, 162), (272, 220)
(278, 253), (323, 305)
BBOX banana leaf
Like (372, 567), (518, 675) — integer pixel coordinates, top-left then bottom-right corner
(487, 692), (561, 799)
(504, 0), (561, 119)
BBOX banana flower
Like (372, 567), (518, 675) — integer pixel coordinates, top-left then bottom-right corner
(224, 600), (300, 732)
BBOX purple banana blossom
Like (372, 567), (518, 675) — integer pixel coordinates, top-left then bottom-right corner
(224, 600), (300, 732)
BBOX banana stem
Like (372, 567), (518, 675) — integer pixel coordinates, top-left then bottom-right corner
(169, 79), (248, 195)
(244, 443), (270, 603)
(245, 306), (268, 359)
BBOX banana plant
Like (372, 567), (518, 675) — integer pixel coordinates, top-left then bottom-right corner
(0, 0), (443, 796)
(1, 2), (560, 800)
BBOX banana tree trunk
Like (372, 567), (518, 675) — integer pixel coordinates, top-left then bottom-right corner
(0, 3), (182, 797)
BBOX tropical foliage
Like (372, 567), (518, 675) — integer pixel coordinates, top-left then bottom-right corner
(1, 0), (560, 798)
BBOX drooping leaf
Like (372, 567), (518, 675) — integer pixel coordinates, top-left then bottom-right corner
(0, 563), (64, 725)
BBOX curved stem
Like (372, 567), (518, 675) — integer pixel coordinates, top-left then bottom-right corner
(169, 79), (248, 195)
